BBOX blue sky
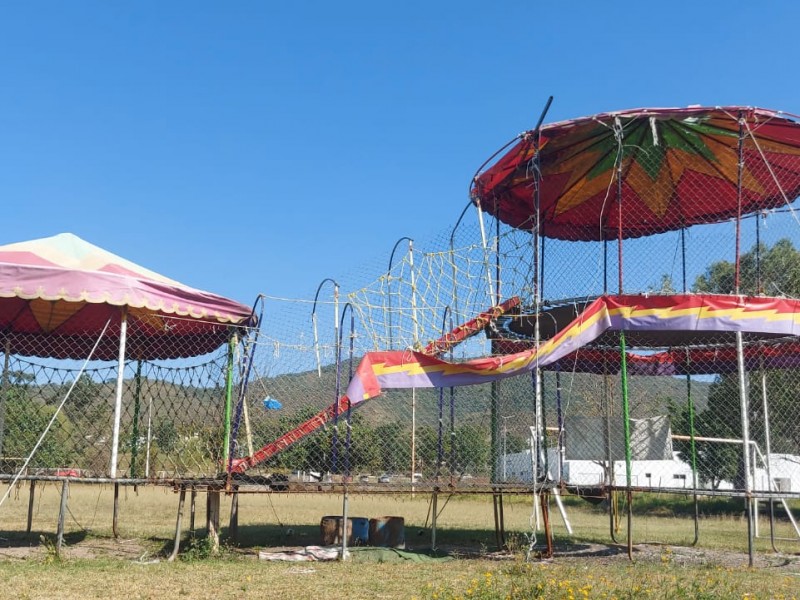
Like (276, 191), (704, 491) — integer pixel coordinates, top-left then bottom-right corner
(2, 1), (799, 306)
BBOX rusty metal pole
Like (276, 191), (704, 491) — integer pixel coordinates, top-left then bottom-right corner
(228, 485), (239, 545)
(56, 479), (69, 557)
(26, 480), (36, 534)
(541, 490), (554, 558)
(167, 486), (186, 562)
(207, 489), (220, 554)
(189, 487), (197, 536)
(112, 482), (120, 539)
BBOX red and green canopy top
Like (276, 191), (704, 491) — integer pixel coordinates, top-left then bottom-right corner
(471, 106), (800, 241)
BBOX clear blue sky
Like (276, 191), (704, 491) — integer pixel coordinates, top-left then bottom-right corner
(2, 1), (798, 306)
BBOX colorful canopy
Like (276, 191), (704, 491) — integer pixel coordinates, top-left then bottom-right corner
(471, 106), (800, 241)
(344, 294), (800, 403)
(0, 233), (255, 360)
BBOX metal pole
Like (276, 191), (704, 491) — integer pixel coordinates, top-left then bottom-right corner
(387, 238), (413, 349)
(409, 241), (419, 489)
(531, 98), (551, 488)
(475, 203), (496, 305)
(311, 278), (339, 377)
(167, 486), (186, 562)
(56, 479), (69, 557)
(734, 113), (754, 566)
(144, 397), (152, 478)
(734, 112), (745, 293)
(490, 381), (499, 483)
(686, 361), (700, 546)
(223, 334), (237, 469)
(110, 310), (128, 478)
(619, 330), (633, 560)
(130, 360), (142, 479)
(533, 371), (545, 482)
(615, 116), (625, 294)
(552, 487), (573, 535)
(340, 484), (350, 560)
(541, 490), (553, 558)
(26, 480), (35, 533)
(311, 278), (340, 476)
(411, 387), (417, 490)
(0, 337), (10, 459)
(502, 417), (508, 482)
(449, 201), (473, 324)
(604, 368), (617, 542)
(436, 307), (451, 481)
(760, 364), (777, 552)
(492, 491), (502, 549)
(189, 487), (197, 536)
(229, 485), (239, 544)
(555, 366), (565, 483)
(112, 482), (120, 539)
(736, 331), (755, 567)
(241, 386), (255, 458)
(449, 372), (456, 482)
(431, 489), (439, 551)
(681, 227), (700, 545)
(495, 210), (501, 305)
(332, 284), (341, 475)
(408, 240), (419, 346)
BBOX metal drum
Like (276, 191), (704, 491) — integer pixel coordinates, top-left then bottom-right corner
(320, 516), (369, 545)
(350, 517), (369, 545)
(368, 516), (405, 548)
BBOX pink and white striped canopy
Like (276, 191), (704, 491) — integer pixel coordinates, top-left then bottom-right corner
(0, 233), (254, 359)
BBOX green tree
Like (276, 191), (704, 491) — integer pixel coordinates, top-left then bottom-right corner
(346, 413), (382, 473)
(694, 238), (800, 296)
(452, 424), (489, 475)
(670, 395), (740, 489)
(2, 371), (76, 469)
(414, 425), (440, 475)
(686, 239), (800, 486)
(154, 419), (178, 453)
(61, 376), (105, 426)
(505, 430), (529, 454)
(372, 422), (409, 474)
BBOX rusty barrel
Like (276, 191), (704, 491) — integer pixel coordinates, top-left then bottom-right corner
(368, 516), (405, 548)
(320, 516), (369, 545)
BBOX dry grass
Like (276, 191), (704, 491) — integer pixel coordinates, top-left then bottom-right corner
(0, 483), (799, 599)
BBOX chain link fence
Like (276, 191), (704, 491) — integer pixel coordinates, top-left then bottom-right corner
(0, 314), (233, 481)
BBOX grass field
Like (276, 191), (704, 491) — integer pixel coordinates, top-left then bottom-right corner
(0, 482), (798, 599)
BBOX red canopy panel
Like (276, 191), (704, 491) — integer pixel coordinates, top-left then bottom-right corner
(471, 106), (800, 241)
(493, 338), (800, 376)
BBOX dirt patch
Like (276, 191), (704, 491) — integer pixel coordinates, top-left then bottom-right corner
(438, 540), (800, 573)
(2, 532), (799, 573)
(553, 540), (800, 572)
(0, 534), (153, 562)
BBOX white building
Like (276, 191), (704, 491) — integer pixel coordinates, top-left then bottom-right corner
(500, 447), (800, 494)
(501, 447), (695, 488)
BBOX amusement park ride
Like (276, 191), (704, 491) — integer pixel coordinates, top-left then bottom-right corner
(3, 103), (800, 563)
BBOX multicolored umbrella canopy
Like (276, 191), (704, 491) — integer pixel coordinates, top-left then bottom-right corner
(471, 106), (800, 241)
(0, 233), (255, 360)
